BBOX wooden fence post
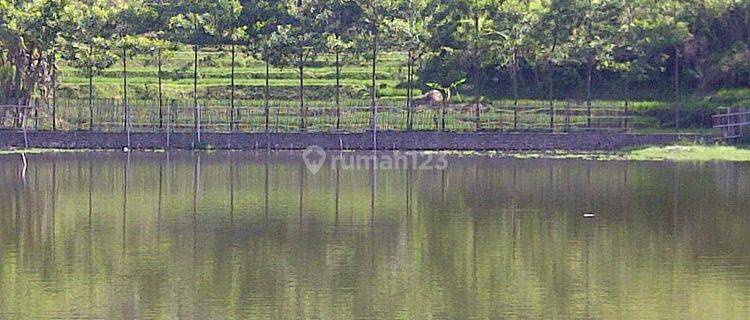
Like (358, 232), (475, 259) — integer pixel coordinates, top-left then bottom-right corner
(126, 102), (131, 150)
(549, 102), (555, 131)
(275, 108), (280, 132)
(624, 101), (629, 132)
(406, 100), (411, 131)
(33, 97), (39, 130)
(196, 100), (202, 143)
(337, 104), (342, 132)
(51, 94), (57, 131)
(441, 103), (446, 131)
(167, 99), (173, 149)
(740, 108), (744, 139)
(22, 107), (29, 149)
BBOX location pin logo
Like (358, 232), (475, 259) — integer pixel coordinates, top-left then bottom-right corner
(302, 145), (326, 175)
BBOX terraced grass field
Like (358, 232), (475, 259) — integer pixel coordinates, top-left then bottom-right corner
(58, 49), (410, 101)
(48, 47), (721, 133)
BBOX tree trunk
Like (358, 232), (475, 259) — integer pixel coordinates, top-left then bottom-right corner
(624, 97), (630, 132)
(371, 21), (378, 132)
(586, 0), (593, 129)
(407, 50), (413, 131)
(586, 56), (593, 128)
(335, 48), (341, 130)
(299, 56), (305, 131)
(0, 48), (5, 125)
(230, 43), (236, 131)
(547, 60), (554, 131)
(89, 41), (94, 130)
(512, 53), (519, 130)
(194, 34), (200, 141)
(123, 45), (128, 132)
(158, 49), (163, 130)
(264, 46), (270, 132)
(674, 45), (680, 131)
(441, 100), (446, 131)
(299, 16), (306, 131)
(473, 2), (481, 131)
(52, 54), (57, 131)
(542, 59), (554, 130)
(407, 5), (416, 132)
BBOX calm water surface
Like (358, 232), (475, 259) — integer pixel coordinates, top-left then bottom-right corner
(1, 152), (749, 319)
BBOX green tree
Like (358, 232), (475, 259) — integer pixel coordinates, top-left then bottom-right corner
(260, 0), (327, 131)
(288, 0), (329, 131)
(390, 0), (428, 130)
(488, 0), (536, 129)
(530, 0), (576, 130)
(0, 0), (70, 127)
(240, 0), (291, 132)
(58, 0), (116, 129)
(145, 0), (176, 130)
(168, 0), (241, 140)
(354, 0), (397, 131)
(663, 0), (692, 129)
(146, 39), (176, 129)
(113, 1), (160, 131)
(324, 0), (361, 130)
(568, 0), (623, 127)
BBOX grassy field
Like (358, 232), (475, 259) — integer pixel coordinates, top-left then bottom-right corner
(54, 48), (691, 104)
(50, 49), (645, 132)
(49, 47), (746, 133)
(59, 50), (410, 100)
(59, 48), (750, 109)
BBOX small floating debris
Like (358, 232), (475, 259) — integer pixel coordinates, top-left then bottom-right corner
(583, 212), (596, 218)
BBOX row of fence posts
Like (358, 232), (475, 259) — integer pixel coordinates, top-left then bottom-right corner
(421, 101), (630, 132)
(16, 98), (633, 134)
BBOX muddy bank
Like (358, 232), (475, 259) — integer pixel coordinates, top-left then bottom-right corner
(0, 130), (706, 151)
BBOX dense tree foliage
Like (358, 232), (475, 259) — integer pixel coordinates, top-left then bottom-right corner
(2, 0), (750, 120)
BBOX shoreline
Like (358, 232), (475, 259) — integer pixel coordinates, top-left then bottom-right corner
(0, 130), (707, 152)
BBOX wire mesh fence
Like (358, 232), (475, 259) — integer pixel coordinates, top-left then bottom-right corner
(713, 107), (750, 141)
(1, 99), (636, 133)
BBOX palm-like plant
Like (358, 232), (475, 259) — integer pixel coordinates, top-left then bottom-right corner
(427, 78), (465, 130)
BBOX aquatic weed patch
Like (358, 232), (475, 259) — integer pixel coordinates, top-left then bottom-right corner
(628, 145), (750, 162)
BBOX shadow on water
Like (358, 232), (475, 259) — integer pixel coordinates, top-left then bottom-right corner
(0, 152), (749, 318)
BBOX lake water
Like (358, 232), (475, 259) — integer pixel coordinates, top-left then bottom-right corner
(1, 152), (749, 319)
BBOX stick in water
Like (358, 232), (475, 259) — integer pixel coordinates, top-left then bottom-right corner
(20, 153), (27, 180)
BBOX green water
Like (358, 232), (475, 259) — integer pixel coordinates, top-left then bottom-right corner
(1, 152), (749, 319)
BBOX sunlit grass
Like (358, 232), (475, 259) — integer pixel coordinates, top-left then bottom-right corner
(0, 148), (94, 155)
(628, 144), (750, 162)
(58, 50), (411, 99)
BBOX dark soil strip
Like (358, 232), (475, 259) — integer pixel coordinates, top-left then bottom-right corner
(0, 130), (706, 151)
